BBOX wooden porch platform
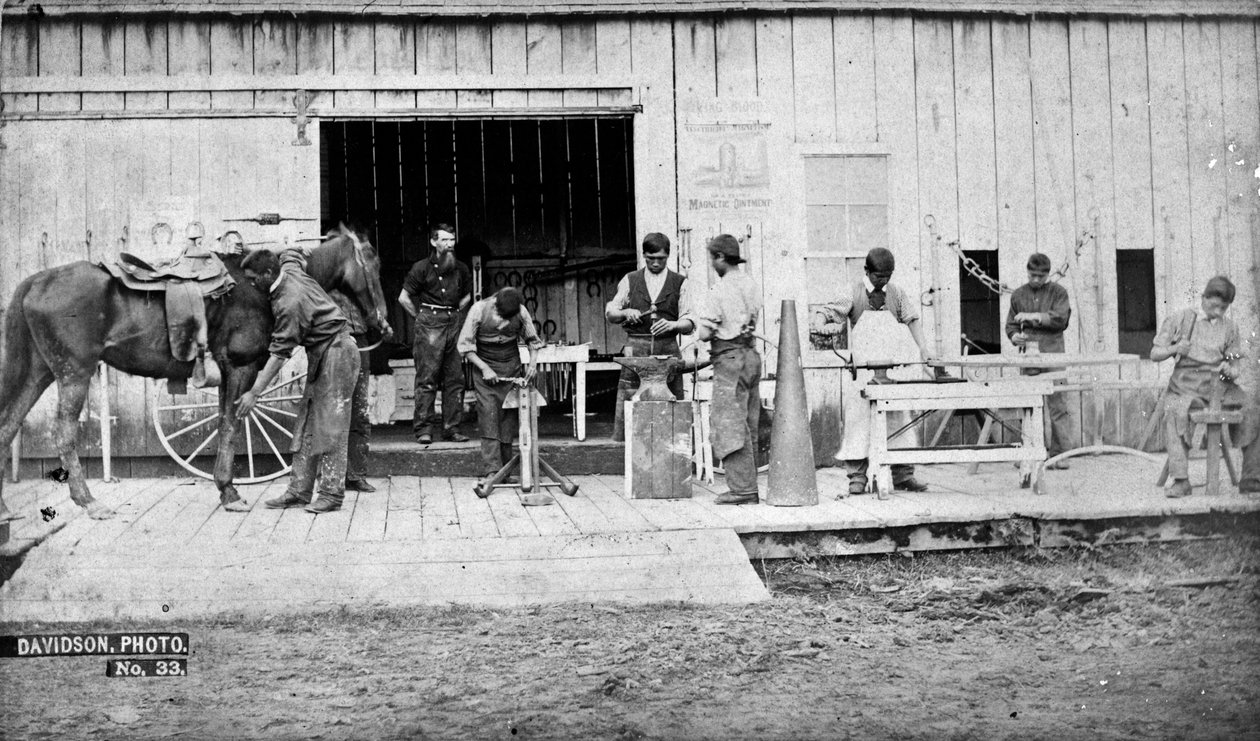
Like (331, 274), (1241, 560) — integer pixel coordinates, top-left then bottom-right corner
(2, 455), (1257, 622)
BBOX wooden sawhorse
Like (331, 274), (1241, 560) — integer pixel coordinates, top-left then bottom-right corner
(862, 378), (1053, 498)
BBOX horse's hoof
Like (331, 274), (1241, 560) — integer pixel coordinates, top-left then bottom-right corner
(222, 499), (251, 513)
(86, 501), (115, 520)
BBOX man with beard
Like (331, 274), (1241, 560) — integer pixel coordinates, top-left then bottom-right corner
(605, 232), (695, 442)
(399, 223), (473, 445)
(457, 287), (545, 476)
(236, 249), (360, 514)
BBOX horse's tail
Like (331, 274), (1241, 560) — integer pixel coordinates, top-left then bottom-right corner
(0, 277), (36, 395)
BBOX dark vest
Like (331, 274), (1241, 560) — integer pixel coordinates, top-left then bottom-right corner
(626, 269), (685, 327)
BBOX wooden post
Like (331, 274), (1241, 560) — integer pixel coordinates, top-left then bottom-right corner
(98, 363), (113, 482)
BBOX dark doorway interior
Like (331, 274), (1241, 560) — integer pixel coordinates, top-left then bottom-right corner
(958, 251), (1002, 354)
(320, 118), (637, 356)
(1116, 249), (1157, 358)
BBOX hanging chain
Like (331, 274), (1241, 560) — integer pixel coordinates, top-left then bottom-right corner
(925, 215), (1091, 298)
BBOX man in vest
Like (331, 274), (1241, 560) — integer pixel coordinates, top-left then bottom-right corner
(810, 247), (932, 496)
(457, 287), (546, 476)
(605, 232), (696, 442)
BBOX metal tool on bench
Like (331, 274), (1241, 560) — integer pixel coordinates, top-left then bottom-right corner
(473, 377), (579, 501)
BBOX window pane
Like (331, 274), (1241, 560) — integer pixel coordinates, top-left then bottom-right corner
(803, 156), (847, 204)
(807, 205), (848, 253)
(844, 156), (888, 203)
(848, 205), (888, 253)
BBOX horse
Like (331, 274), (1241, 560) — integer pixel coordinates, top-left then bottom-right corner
(0, 224), (390, 522)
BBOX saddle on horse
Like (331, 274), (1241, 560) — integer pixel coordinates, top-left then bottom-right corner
(101, 242), (235, 392)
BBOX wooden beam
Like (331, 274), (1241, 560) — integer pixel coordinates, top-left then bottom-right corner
(1, 73), (636, 94)
(0, 106), (642, 122)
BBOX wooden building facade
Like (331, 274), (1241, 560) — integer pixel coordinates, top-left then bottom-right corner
(1, 0), (1258, 463)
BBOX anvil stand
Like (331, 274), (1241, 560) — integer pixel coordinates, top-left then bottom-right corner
(473, 379), (579, 500)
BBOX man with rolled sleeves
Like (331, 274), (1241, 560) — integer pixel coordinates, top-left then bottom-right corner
(605, 232), (696, 442)
(458, 287), (546, 476)
(696, 235), (763, 506)
(1005, 252), (1077, 469)
(399, 223), (472, 445)
(236, 249), (360, 514)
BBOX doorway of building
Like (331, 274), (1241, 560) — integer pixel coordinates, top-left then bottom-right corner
(320, 117), (637, 441)
(321, 117), (636, 354)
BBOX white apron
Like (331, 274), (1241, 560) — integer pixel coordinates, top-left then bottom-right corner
(834, 310), (928, 461)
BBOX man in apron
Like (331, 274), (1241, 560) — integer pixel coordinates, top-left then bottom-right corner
(696, 235), (763, 506)
(605, 232), (696, 442)
(810, 247), (934, 496)
(1150, 276), (1260, 497)
(1006, 253), (1076, 469)
(236, 249), (361, 514)
(457, 287), (545, 476)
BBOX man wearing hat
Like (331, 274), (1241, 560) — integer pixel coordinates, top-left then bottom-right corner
(810, 247), (932, 496)
(605, 232), (696, 442)
(696, 235), (763, 505)
(1005, 253), (1076, 468)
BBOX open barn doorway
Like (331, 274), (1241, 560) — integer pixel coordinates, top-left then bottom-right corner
(319, 117), (637, 445)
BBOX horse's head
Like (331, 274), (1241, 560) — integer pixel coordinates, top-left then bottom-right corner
(308, 224), (393, 342)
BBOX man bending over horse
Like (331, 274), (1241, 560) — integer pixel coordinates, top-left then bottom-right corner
(236, 249), (361, 514)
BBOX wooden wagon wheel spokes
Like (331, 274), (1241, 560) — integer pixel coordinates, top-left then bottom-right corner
(150, 359), (308, 484)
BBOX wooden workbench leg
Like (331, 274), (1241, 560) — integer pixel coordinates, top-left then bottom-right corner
(1024, 403), (1046, 489)
(1204, 423), (1222, 497)
(967, 414), (995, 476)
(1221, 426), (1240, 486)
(871, 405), (892, 500)
(1018, 409), (1032, 488)
(576, 361), (587, 441)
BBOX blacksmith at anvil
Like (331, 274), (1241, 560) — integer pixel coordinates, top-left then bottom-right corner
(605, 232), (696, 442)
(696, 234), (763, 506)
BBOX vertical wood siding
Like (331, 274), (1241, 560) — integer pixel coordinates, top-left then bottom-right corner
(1, 12), (1257, 458)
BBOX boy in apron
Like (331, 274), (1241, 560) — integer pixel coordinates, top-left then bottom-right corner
(811, 248), (935, 496)
(1150, 276), (1260, 497)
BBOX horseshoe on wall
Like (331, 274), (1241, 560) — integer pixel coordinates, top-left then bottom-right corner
(586, 282), (602, 298)
(525, 297), (539, 314)
(493, 272), (508, 288)
(542, 319), (557, 338)
(507, 270), (523, 287)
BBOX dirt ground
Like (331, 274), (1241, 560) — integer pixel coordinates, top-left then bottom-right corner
(2, 538), (1258, 740)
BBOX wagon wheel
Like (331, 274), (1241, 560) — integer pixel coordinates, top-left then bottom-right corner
(151, 353), (307, 483)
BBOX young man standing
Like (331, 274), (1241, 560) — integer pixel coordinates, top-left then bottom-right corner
(236, 249), (361, 514)
(1005, 252), (1076, 468)
(696, 235), (763, 506)
(399, 223), (472, 445)
(810, 247), (932, 496)
(457, 287), (546, 476)
(1150, 276), (1260, 497)
(605, 232), (695, 442)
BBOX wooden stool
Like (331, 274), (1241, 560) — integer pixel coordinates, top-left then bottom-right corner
(1156, 383), (1243, 496)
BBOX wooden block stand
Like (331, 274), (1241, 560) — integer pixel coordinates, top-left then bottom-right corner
(862, 379), (1053, 497)
(625, 400), (693, 499)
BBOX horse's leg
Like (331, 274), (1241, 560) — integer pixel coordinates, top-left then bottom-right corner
(0, 368), (55, 522)
(213, 363), (255, 512)
(52, 373), (113, 519)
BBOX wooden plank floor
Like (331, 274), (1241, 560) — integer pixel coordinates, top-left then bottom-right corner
(3, 455), (1257, 621)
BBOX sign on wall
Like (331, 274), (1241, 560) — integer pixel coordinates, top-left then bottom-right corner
(677, 99), (777, 222)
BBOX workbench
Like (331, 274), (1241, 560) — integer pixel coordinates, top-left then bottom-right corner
(928, 354), (1163, 490)
(861, 378), (1053, 496)
(388, 344), (599, 440)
